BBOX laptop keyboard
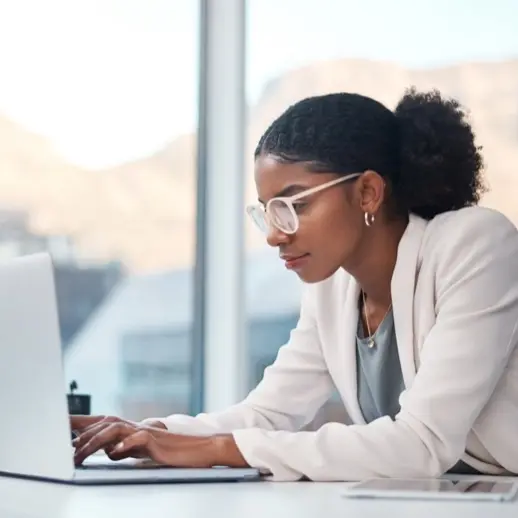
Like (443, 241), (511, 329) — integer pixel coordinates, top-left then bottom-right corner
(77, 457), (168, 470)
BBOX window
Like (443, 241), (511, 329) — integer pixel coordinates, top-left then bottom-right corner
(245, 0), (518, 424)
(119, 330), (192, 419)
(0, 0), (199, 420)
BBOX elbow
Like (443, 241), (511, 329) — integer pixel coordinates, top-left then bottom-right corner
(394, 414), (466, 479)
(432, 450), (465, 478)
(407, 442), (463, 479)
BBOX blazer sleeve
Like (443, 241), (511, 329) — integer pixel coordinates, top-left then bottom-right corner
(142, 285), (335, 436)
(231, 210), (518, 481)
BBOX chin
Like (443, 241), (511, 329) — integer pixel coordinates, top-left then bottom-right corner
(294, 266), (339, 284)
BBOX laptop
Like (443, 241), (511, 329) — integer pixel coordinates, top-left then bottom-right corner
(0, 252), (260, 485)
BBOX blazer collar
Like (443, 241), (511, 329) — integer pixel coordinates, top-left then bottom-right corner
(337, 213), (428, 424)
(391, 213), (428, 387)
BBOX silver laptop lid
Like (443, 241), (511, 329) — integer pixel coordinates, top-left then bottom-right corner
(0, 253), (74, 481)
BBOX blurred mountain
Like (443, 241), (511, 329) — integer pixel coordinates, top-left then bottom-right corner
(0, 114), (196, 271)
(1, 58), (517, 272)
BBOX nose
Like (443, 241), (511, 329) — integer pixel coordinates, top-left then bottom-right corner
(266, 224), (290, 247)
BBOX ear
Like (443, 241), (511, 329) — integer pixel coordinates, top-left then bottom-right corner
(356, 170), (386, 214)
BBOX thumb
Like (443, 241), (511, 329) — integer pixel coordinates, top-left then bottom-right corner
(112, 430), (165, 463)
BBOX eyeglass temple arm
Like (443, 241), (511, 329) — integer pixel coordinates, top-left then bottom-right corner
(288, 173), (362, 202)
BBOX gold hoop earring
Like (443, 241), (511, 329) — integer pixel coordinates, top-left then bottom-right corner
(364, 212), (375, 227)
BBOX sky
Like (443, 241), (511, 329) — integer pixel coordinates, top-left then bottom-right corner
(0, 0), (517, 169)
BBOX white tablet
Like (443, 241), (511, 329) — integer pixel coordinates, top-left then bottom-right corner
(343, 478), (518, 502)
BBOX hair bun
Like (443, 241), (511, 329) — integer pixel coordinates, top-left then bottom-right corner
(393, 87), (485, 220)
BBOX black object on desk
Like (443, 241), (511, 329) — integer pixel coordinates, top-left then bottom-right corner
(67, 380), (91, 415)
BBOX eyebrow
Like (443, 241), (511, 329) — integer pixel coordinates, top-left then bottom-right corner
(258, 184), (309, 204)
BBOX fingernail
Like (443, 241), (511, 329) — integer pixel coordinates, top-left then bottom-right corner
(114, 442), (124, 451)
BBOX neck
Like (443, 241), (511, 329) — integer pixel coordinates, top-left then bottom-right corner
(345, 216), (408, 308)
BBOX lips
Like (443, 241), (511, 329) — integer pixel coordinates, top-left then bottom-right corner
(281, 253), (310, 270)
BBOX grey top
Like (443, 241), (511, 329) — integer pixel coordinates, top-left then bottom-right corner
(355, 308), (479, 475)
(356, 309), (404, 423)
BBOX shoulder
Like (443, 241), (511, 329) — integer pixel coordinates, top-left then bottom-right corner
(419, 207), (518, 295)
(421, 206), (518, 261)
(425, 205), (517, 240)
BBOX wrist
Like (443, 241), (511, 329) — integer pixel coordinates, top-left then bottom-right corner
(140, 419), (167, 430)
(211, 434), (249, 468)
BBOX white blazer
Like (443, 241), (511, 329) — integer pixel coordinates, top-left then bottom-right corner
(148, 207), (518, 481)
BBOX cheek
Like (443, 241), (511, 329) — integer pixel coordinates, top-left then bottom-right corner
(300, 199), (360, 251)
(319, 196), (357, 236)
(292, 203), (362, 283)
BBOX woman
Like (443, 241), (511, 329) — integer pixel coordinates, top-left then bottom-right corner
(72, 88), (518, 481)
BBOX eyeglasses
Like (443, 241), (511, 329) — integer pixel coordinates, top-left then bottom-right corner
(246, 173), (361, 235)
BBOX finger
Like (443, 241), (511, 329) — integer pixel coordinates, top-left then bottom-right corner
(104, 445), (132, 461)
(70, 415), (105, 433)
(71, 415), (134, 435)
(74, 422), (129, 465)
(104, 426), (163, 460)
(105, 442), (147, 461)
(108, 430), (155, 461)
(72, 420), (113, 450)
(72, 416), (133, 449)
(74, 423), (133, 465)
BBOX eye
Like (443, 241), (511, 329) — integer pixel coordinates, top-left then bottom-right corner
(292, 201), (308, 214)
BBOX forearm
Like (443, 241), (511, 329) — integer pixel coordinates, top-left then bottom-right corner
(212, 434), (249, 468)
(155, 431), (249, 469)
(141, 399), (311, 436)
(229, 416), (461, 481)
(139, 418), (249, 468)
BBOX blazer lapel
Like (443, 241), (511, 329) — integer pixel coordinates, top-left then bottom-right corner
(337, 273), (366, 424)
(391, 213), (428, 388)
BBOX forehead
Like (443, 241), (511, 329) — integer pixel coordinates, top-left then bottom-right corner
(254, 155), (337, 201)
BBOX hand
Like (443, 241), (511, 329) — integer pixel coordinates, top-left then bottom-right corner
(71, 415), (248, 469)
(70, 414), (167, 434)
(70, 414), (166, 463)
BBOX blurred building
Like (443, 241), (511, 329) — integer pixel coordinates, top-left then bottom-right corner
(65, 247), (302, 419)
(54, 262), (124, 346)
(0, 209), (124, 347)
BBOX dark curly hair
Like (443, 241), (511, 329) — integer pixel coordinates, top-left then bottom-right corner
(254, 87), (486, 220)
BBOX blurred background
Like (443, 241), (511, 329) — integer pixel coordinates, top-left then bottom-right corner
(1, 0), (517, 425)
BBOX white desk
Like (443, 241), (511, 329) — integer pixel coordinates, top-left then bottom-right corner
(0, 476), (517, 518)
